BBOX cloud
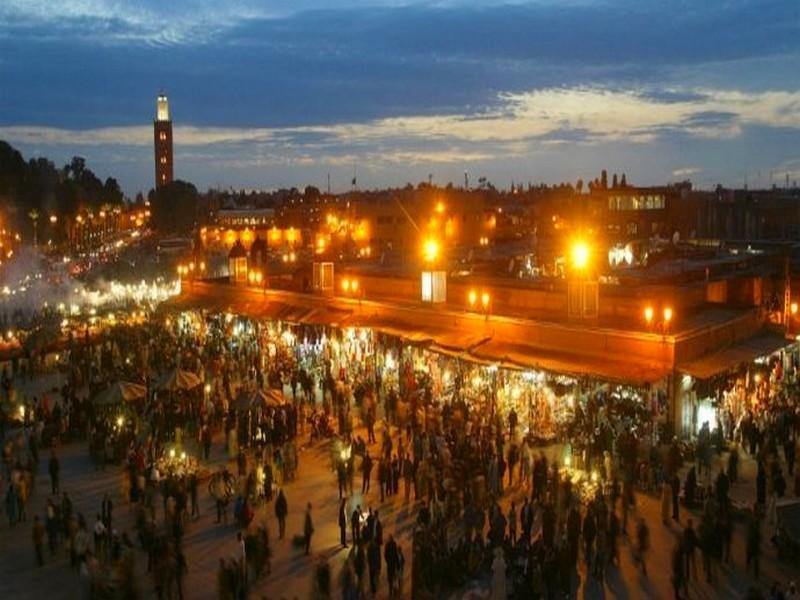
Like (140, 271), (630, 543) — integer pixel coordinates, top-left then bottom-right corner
(672, 167), (702, 178)
(1, 1), (798, 193)
(2, 87), (799, 153)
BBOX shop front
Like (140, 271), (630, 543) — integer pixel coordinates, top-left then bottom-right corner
(677, 330), (797, 438)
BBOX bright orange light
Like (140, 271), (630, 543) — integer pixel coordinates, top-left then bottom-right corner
(199, 261), (206, 272)
(791, 302), (798, 315)
(481, 291), (490, 309)
(49, 215), (57, 224)
(351, 279), (359, 292)
(644, 306), (654, 323)
(254, 271), (263, 284)
(468, 289), (477, 307)
(341, 278), (350, 292)
(248, 271), (255, 284)
(663, 306), (673, 323)
(423, 238), (440, 263)
(435, 201), (445, 215)
(571, 241), (590, 270)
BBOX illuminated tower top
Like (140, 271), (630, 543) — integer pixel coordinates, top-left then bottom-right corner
(154, 93), (173, 188)
(156, 94), (170, 122)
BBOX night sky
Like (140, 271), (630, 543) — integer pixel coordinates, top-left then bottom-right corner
(1, 0), (798, 196)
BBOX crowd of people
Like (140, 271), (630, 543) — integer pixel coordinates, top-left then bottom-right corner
(0, 308), (799, 600)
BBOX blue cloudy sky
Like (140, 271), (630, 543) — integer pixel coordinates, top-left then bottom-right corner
(1, 0), (798, 196)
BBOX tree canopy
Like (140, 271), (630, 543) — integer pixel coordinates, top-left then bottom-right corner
(0, 140), (126, 236)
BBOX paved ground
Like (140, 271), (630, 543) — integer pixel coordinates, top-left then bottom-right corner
(1, 373), (799, 599)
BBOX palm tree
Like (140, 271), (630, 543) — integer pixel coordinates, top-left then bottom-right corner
(28, 209), (39, 247)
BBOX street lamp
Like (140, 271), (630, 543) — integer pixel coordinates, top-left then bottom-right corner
(571, 240), (590, 272)
(423, 238), (440, 264)
(567, 239), (597, 320)
(468, 289), (477, 308)
(644, 305), (654, 326)
(481, 291), (490, 310)
(28, 209), (39, 248)
(421, 237), (446, 303)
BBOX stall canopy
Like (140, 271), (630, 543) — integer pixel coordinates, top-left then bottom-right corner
(345, 313), (438, 344)
(469, 339), (670, 386)
(93, 381), (147, 405)
(236, 388), (285, 410)
(156, 368), (203, 392)
(162, 295), (351, 327)
(678, 330), (790, 380)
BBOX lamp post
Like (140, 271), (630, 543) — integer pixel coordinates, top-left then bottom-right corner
(643, 303), (674, 335)
(421, 237), (446, 303)
(567, 239), (597, 320)
(28, 209), (39, 248)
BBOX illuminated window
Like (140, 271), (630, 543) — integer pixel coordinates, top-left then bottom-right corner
(160, 156), (167, 164)
(626, 222), (638, 235)
(159, 132), (167, 141)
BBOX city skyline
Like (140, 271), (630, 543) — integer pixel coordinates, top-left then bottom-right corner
(1, 0), (798, 196)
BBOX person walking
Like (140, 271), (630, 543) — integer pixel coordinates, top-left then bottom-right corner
(351, 505), (362, 544)
(635, 519), (649, 576)
(671, 540), (685, 600)
(661, 480), (672, 525)
(48, 450), (60, 497)
(746, 509), (761, 580)
(275, 489), (288, 540)
(402, 454), (413, 502)
(361, 454), (373, 494)
(189, 472), (199, 518)
(32, 515), (45, 566)
(491, 547), (507, 600)
(384, 534), (399, 597)
(671, 472), (681, 522)
(682, 519), (697, 581)
(508, 502), (517, 545)
(339, 498), (348, 548)
(304, 502), (314, 555)
(367, 539), (381, 596)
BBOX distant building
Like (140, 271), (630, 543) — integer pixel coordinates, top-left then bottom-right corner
(153, 94), (173, 188)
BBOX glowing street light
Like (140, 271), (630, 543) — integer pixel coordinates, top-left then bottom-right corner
(644, 305), (654, 325)
(423, 238), (440, 264)
(571, 240), (590, 271)
(468, 289), (477, 308)
(341, 278), (351, 292)
(663, 306), (673, 324)
(481, 291), (490, 310)
(791, 302), (798, 315)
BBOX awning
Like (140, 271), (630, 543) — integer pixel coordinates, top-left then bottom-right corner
(678, 331), (792, 380)
(300, 307), (352, 327)
(469, 339), (670, 386)
(162, 294), (339, 325)
(431, 332), (491, 353)
(345, 314), (439, 344)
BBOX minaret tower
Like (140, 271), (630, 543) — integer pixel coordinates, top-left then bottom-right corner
(153, 93), (173, 188)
